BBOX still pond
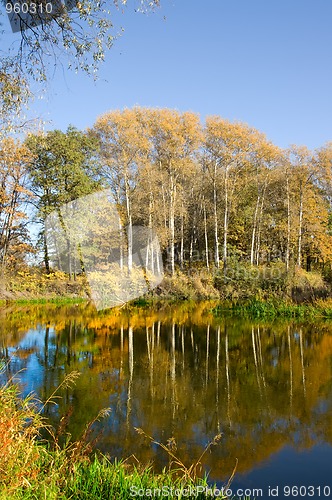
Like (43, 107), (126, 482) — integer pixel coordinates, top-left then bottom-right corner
(1, 301), (332, 498)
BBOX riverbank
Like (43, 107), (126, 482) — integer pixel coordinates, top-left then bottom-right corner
(1, 265), (332, 316)
(0, 378), (232, 500)
(2, 294), (332, 321)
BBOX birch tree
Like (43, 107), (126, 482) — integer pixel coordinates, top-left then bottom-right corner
(286, 146), (316, 269)
(203, 118), (269, 273)
(148, 109), (201, 275)
(91, 108), (151, 271)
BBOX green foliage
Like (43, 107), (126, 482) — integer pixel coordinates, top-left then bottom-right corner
(25, 127), (101, 275)
(26, 126), (100, 215)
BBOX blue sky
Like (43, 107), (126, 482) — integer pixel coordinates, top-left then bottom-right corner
(4, 0), (332, 150)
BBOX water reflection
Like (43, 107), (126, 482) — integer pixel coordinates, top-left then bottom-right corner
(1, 302), (332, 493)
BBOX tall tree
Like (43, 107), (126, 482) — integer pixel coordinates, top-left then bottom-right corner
(147, 109), (201, 275)
(203, 118), (272, 273)
(286, 146), (316, 269)
(247, 141), (281, 266)
(91, 108), (151, 271)
(26, 126), (99, 275)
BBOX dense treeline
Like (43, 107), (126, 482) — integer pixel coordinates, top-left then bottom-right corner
(1, 107), (332, 291)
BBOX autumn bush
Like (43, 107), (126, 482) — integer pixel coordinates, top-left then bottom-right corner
(190, 269), (220, 299)
(1, 265), (88, 300)
(289, 268), (331, 303)
(157, 269), (220, 301)
(159, 273), (196, 300)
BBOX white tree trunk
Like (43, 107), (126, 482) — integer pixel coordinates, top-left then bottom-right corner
(213, 163), (220, 268)
(286, 174), (291, 272)
(250, 195), (260, 265)
(297, 188), (303, 268)
(223, 165), (229, 274)
(203, 200), (209, 269)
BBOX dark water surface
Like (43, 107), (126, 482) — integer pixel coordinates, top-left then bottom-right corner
(1, 301), (332, 499)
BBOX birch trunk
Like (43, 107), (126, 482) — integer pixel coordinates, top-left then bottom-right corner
(125, 177), (132, 272)
(169, 171), (176, 275)
(203, 200), (209, 270)
(297, 186), (303, 268)
(223, 165), (229, 274)
(213, 162), (220, 268)
(286, 174), (291, 272)
(250, 195), (260, 265)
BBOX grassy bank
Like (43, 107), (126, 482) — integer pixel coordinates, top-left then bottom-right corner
(0, 376), (237, 500)
(2, 263), (332, 311)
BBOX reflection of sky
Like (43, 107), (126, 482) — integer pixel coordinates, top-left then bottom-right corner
(2, 326), (52, 357)
(4, 326), (56, 396)
(17, 326), (56, 349)
(231, 444), (332, 496)
(19, 354), (43, 395)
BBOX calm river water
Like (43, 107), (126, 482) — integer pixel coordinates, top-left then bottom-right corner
(1, 301), (332, 499)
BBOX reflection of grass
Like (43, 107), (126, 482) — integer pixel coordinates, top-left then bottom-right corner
(10, 296), (87, 306)
(213, 299), (332, 319)
(0, 373), (240, 500)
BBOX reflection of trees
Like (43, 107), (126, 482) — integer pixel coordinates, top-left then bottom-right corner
(127, 325), (133, 430)
(299, 327), (306, 397)
(2, 302), (332, 479)
(170, 323), (176, 427)
(288, 326), (293, 416)
(224, 326), (231, 429)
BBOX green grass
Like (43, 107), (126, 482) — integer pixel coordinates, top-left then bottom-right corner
(213, 299), (332, 319)
(1, 456), (220, 500)
(0, 374), (239, 500)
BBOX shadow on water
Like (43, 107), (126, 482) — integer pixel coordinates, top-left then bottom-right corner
(1, 301), (332, 497)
